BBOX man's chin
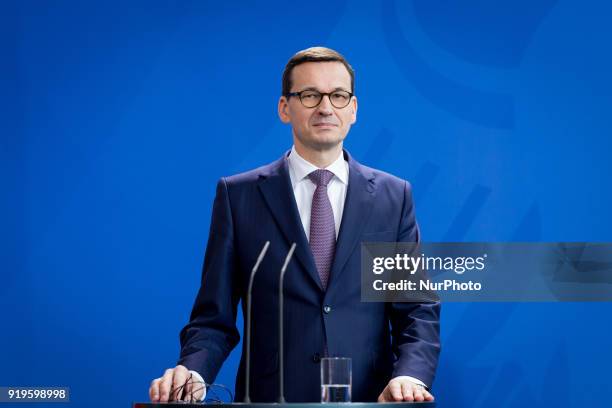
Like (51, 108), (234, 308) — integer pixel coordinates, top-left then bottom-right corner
(308, 140), (343, 152)
(304, 134), (345, 151)
(293, 130), (347, 152)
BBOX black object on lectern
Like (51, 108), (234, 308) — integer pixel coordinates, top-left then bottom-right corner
(134, 403), (436, 408)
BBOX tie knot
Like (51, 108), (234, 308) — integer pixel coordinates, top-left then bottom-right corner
(308, 169), (334, 187)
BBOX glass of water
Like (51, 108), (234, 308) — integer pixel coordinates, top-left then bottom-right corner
(321, 357), (352, 403)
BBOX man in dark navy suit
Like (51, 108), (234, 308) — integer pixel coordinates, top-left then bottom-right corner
(149, 47), (440, 403)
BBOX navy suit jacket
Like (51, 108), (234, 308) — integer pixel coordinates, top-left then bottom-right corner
(178, 150), (441, 402)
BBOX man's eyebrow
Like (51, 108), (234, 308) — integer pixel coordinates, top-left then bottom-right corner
(296, 86), (351, 92)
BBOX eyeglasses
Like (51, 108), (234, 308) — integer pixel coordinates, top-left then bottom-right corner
(169, 372), (235, 404)
(286, 89), (353, 109)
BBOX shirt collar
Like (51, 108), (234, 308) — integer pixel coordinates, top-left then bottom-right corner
(288, 145), (349, 185)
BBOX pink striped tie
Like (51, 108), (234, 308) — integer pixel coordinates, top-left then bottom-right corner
(308, 169), (336, 290)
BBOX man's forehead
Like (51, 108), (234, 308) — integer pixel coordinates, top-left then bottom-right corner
(291, 61), (351, 90)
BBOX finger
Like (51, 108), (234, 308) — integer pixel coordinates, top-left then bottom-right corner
(149, 378), (161, 402)
(176, 366), (196, 402)
(190, 381), (205, 402)
(158, 368), (175, 402)
(182, 374), (194, 402)
(377, 388), (387, 403)
(171, 367), (189, 401)
(412, 385), (425, 402)
(423, 389), (434, 401)
(377, 386), (392, 403)
(400, 382), (414, 402)
(389, 381), (404, 401)
(185, 377), (205, 402)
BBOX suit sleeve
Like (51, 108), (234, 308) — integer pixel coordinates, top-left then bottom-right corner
(388, 181), (441, 387)
(177, 177), (241, 383)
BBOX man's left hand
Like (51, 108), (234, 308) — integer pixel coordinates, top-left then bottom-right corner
(377, 376), (434, 402)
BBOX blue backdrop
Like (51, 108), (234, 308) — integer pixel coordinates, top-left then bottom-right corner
(2, 1), (612, 407)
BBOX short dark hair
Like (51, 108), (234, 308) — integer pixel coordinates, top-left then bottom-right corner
(282, 47), (354, 96)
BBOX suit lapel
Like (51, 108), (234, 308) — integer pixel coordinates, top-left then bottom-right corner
(328, 153), (376, 290)
(257, 154), (322, 290)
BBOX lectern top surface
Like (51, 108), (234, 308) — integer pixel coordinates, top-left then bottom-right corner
(133, 403), (436, 408)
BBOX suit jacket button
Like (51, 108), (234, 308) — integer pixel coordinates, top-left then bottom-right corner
(323, 305), (332, 314)
(312, 353), (321, 363)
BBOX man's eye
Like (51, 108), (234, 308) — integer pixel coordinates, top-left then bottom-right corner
(332, 93), (348, 100)
(302, 93), (318, 99)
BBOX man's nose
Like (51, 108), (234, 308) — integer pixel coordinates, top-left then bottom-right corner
(316, 94), (334, 115)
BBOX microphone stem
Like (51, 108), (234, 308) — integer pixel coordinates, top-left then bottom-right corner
(244, 241), (270, 403)
(278, 243), (296, 403)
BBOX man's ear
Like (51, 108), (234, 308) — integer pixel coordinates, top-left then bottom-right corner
(278, 96), (291, 123)
(350, 96), (358, 124)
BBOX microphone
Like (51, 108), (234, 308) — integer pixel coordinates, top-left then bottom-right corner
(244, 240), (270, 403)
(278, 242), (297, 403)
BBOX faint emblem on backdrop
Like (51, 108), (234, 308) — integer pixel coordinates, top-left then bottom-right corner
(382, 0), (557, 129)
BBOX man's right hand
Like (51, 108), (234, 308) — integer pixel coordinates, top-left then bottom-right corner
(149, 365), (205, 402)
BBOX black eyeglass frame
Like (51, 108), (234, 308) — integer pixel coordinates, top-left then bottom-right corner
(168, 372), (235, 404)
(285, 89), (354, 109)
